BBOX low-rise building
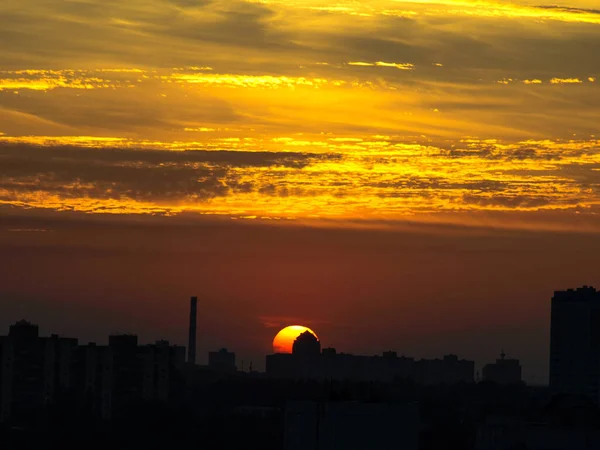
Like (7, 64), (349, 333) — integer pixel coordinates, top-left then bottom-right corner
(482, 351), (522, 385)
(267, 334), (473, 384)
(208, 348), (236, 373)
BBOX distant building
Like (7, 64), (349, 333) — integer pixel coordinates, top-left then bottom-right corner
(0, 320), (48, 421)
(322, 347), (337, 357)
(69, 337), (185, 420)
(284, 401), (420, 450)
(208, 348), (236, 373)
(482, 351), (522, 385)
(108, 334), (143, 415)
(414, 354), (474, 385)
(142, 340), (186, 402)
(107, 335), (185, 417)
(292, 331), (321, 357)
(71, 342), (113, 419)
(549, 286), (600, 401)
(0, 320), (78, 421)
(0, 324), (185, 422)
(266, 334), (472, 384)
(320, 351), (415, 382)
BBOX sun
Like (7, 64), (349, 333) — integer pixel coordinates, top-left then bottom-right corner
(273, 325), (318, 354)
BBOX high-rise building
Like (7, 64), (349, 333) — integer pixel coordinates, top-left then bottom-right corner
(106, 334), (142, 416)
(71, 342), (113, 419)
(0, 321), (78, 422)
(550, 286), (600, 401)
(142, 340), (186, 402)
(1, 322), (186, 422)
(107, 334), (185, 417)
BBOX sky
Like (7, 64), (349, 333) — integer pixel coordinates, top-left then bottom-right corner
(1, 0), (600, 382)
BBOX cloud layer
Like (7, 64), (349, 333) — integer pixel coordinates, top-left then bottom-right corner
(1, 139), (600, 232)
(0, 0), (599, 229)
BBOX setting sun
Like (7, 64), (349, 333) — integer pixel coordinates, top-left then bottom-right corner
(272, 325), (318, 354)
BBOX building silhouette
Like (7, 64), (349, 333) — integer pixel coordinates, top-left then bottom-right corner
(550, 286), (600, 401)
(413, 354), (474, 385)
(482, 351), (522, 385)
(0, 321), (185, 422)
(266, 332), (474, 384)
(208, 348), (236, 373)
(70, 342), (113, 418)
(5, 290), (600, 448)
(292, 331), (321, 357)
(0, 320), (78, 421)
(266, 332), (322, 379)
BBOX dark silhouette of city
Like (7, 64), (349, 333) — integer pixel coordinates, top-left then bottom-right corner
(2, 288), (600, 449)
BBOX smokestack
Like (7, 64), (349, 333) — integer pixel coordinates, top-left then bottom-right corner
(188, 296), (197, 364)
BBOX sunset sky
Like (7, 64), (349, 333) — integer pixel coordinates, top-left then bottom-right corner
(1, 0), (600, 382)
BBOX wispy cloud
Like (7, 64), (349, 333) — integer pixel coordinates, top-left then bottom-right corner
(1, 0), (599, 232)
(550, 77), (584, 84)
(347, 61), (414, 70)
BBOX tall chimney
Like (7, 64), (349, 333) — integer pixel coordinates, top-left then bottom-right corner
(188, 296), (198, 364)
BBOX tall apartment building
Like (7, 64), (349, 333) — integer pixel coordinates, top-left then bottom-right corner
(141, 340), (186, 403)
(0, 323), (185, 422)
(0, 321), (78, 421)
(550, 286), (600, 401)
(71, 342), (113, 419)
(107, 335), (185, 418)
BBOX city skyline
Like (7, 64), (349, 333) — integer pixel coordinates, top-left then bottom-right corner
(0, 315), (543, 450)
(1, 287), (589, 385)
(0, 314), (506, 385)
(0, 315), (490, 366)
(3, 215), (598, 385)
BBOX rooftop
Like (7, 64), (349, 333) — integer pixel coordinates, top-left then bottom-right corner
(553, 286), (600, 302)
